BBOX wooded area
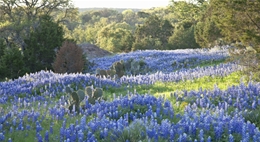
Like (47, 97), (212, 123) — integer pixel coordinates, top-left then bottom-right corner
(0, 0), (259, 79)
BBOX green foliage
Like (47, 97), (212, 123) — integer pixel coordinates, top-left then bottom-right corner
(170, 1), (201, 22)
(72, 25), (88, 44)
(200, 0), (260, 52)
(168, 25), (200, 49)
(194, 4), (223, 48)
(134, 15), (173, 50)
(243, 106), (260, 127)
(122, 9), (137, 25)
(0, 46), (26, 80)
(105, 120), (147, 142)
(195, 0), (260, 80)
(24, 15), (65, 72)
(0, 38), (5, 57)
(0, 0), (73, 49)
(97, 22), (134, 53)
(132, 37), (162, 50)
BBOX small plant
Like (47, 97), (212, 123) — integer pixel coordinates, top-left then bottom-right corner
(85, 86), (103, 104)
(110, 59), (150, 76)
(110, 60), (125, 78)
(243, 106), (260, 127)
(106, 69), (116, 78)
(96, 68), (117, 79)
(130, 60), (140, 75)
(65, 86), (103, 113)
(65, 86), (82, 113)
(106, 120), (147, 142)
(96, 68), (108, 78)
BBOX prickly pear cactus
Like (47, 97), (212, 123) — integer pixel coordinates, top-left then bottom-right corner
(84, 86), (103, 104)
(85, 86), (93, 97)
(124, 58), (133, 71)
(66, 85), (104, 110)
(93, 88), (103, 99)
(110, 60), (125, 78)
(130, 60), (140, 75)
(106, 69), (116, 78)
(96, 68), (107, 78)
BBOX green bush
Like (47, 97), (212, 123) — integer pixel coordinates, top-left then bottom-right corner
(0, 47), (27, 80)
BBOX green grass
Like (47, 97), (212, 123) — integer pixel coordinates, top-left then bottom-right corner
(102, 71), (246, 114)
(104, 71), (245, 99)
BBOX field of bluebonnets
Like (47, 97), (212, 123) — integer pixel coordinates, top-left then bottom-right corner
(1, 46), (260, 142)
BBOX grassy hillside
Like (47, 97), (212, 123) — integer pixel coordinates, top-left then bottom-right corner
(0, 47), (260, 141)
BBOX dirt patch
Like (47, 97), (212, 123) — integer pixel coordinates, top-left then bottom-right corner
(78, 43), (112, 59)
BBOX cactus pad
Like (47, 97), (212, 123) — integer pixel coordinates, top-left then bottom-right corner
(88, 97), (96, 104)
(85, 86), (93, 97)
(65, 86), (72, 94)
(77, 90), (85, 103)
(71, 91), (79, 104)
(93, 88), (103, 99)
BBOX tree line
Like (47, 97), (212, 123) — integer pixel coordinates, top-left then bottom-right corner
(0, 0), (259, 80)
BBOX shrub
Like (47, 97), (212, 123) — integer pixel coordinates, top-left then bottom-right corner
(0, 47), (27, 80)
(52, 41), (85, 73)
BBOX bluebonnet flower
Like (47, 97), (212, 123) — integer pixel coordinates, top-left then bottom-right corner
(44, 130), (49, 142)
(199, 129), (204, 142)
(0, 133), (4, 141)
(229, 134), (234, 142)
(36, 132), (43, 142)
(50, 125), (53, 134)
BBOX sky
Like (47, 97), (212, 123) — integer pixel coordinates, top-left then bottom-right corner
(72, 0), (171, 9)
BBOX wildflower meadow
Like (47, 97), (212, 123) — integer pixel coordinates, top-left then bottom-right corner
(1, 46), (260, 142)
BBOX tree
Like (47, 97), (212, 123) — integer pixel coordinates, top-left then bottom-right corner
(132, 37), (162, 51)
(0, 0), (74, 49)
(0, 46), (26, 80)
(53, 41), (85, 73)
(97, 22), (134, 52)
(210, 0), (260, 51)
(23, 15), (64, 72)
(0, 38), (5, 57)
(195, 19), (222, 47)
(198, 0), (260, 81)
(122, 9), (136, 25)
(134, 15), (173, 50)
(72, 25), (87, 44)
(168, 24), (200, 49)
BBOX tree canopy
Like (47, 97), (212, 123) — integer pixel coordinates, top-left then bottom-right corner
(0, 0), (74, 49)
